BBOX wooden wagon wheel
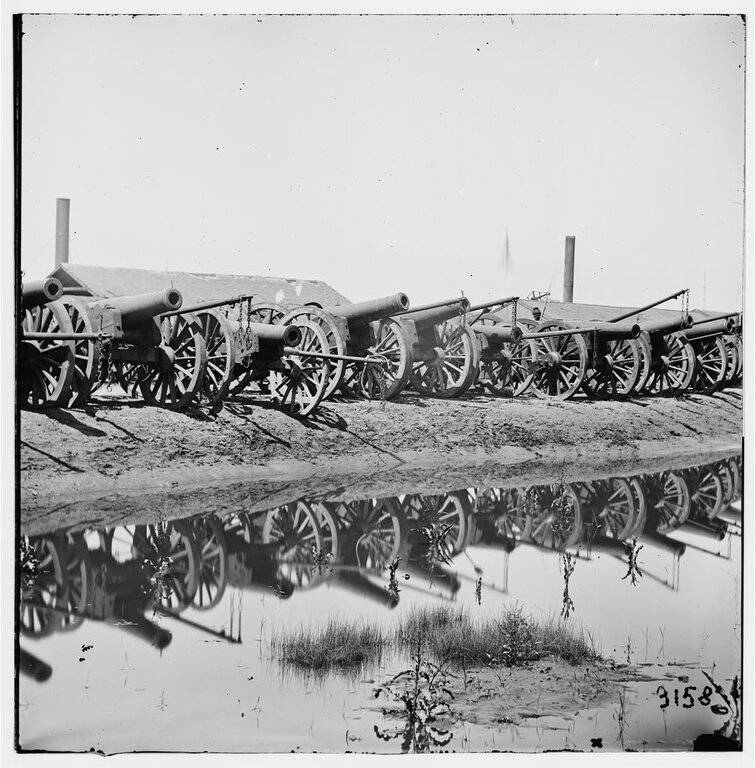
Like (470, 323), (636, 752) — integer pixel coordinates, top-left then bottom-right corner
(228, 303), (288, 396)
(59, 296), (101, 407)
(647, 471), (691, 534)
(19, 302), (75, 408)
(734, 337), (743, 383)
(19, 536), (67, 638)
(473, 314), (537, 397)
(686, 466), (723, 521)
(581, 338), (641, 399)
(341, 318), (412, 400)
(635, 332), (654, 394)
(192, 515), (228, 610)
(195, 309), (236, 408)
(139, 313), (208, 409)
(410, 322), (480, 398)
(340, 498), (407, 571)
(577, 479), (636, 540)
(281, 306), (347, 398)
(404, 491), (473, 558)
(529, 321), (588, 400)
(628, 477), (648, 537)
(720, 335), (738, 384)
(55, 532), (93, 631)
(268, 320), (330, 416)
(691, 336), (728, 395)
(526, 483), (583, 549)
(644, 334), (696, 396)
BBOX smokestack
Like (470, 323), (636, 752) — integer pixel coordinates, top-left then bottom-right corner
(55, 198), (70, 267)
(563, 235), (575, 303)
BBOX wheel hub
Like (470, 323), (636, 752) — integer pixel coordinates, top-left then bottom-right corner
(544, 350), (562, 367)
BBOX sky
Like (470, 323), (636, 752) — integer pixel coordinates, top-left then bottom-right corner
(20, 13), (745, 311)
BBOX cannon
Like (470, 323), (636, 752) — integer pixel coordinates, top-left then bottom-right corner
(518, 319), (641, 400)
(461, 297), (538, 396)
(602, 289), (696, 396)
(394, 297), (481, 398)
(19, 277), (76, 408)
(167, 295), (392, 414)
(681, 314), (739, 394)
(54, 288), (209, 410)
(261, 293), (414, 400)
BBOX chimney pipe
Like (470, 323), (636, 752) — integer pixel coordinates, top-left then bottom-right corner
(563, 235), (575, 303)
(55, 198), (70, 267)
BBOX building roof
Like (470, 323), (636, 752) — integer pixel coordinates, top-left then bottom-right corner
(488, 298), (739, 326)
(48, 263), (350, 308)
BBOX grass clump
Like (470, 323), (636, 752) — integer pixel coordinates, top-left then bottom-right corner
(273, 617), (384, 671)
(396, 605), (598, 668)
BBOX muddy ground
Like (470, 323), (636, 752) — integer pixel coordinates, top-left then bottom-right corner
(19, 386), (742, 536)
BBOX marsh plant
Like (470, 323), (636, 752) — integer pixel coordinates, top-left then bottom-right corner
(621, 539), (643, 586)
(559, 552), (576, 620)
(373, 635), (455, 753)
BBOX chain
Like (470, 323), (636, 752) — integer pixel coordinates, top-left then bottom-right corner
(244, 298), (254, 349)
(682, 289), (689, 317)
(511, 298), (518, 328)
(97, 336), (113, 385)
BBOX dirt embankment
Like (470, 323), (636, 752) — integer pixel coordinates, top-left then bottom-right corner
(19, 388), (742, 535)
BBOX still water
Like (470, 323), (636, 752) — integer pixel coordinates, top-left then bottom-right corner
(18, 454), (742, 753)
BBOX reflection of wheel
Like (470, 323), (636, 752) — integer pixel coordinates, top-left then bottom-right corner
(19, 536), (67, 638)
(646, 471), (691, 533)
(475, 487), (531, 541)
(223, 511), (259, 544)
(404, 492), (473, 556)
(687, 466), (724, 521)
(578, 479), (636, 539)
(716, 461), (735, 506)
(192, 516), (228, 610)
(312, 502), (341, 560)
(55, 532), (93, 631)
(262, 502), (323, 561)
(100, 522), (200, 611)
(727, 457), (741, 503)
(628, 478), (648, 537)
(526, 484), (583, 549)
(339, 498), (407, 570)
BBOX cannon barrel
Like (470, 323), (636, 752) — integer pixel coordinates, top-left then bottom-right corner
(22, 278), (64, 309)
(19, 649), (52, 682)
(335, 569), (399, 608)
(401, 298), (471, 330)
(607, 289), (688, 323)
(112, 609), (172, 649)
(588, 321), (641, 340)
(248, 322), (301, 347)
(637, 314), (694, 336)
(90, 289), (183, 330)
(471, 323), (523, 344)
(640, 530), (686, 557)
(678, 519), (728, 542)
(326, 293), (410, 324)
(683, 317), (735, 340)
(467, 295), (518, 313)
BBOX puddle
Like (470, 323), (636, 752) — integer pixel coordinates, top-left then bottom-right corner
(17, 453), (742, 752)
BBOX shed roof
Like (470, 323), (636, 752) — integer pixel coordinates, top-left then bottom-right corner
(48, 264), (351, 307)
